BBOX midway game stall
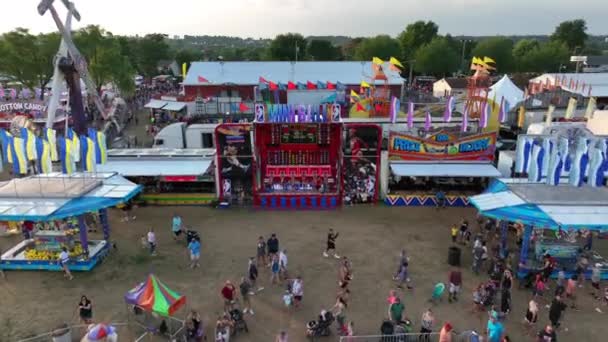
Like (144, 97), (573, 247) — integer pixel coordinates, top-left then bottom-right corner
(470, 179), (608, 279)
(250, 101), (378, 209)
(0, 172), (141, 272)
(125, 274), (187, 341)
(97, 148), (216, 205)
(215, 123), (254, 205)
(386, 129), (500, 206)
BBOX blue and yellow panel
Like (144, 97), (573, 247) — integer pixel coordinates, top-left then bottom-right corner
(384, 194), (470, 207)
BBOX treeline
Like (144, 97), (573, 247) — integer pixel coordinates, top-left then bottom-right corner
(0, 19), (604, 98)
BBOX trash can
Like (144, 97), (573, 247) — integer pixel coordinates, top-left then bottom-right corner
(448, 246), (461, 266)
(51, 323), (71, 342)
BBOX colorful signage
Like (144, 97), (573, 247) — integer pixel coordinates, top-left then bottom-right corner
(0, 102), (47, 112)
(389, 131), (496, 161)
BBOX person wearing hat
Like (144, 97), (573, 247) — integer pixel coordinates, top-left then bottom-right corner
(439, 322), (453, 342)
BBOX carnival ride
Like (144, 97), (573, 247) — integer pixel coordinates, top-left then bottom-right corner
(38, 0), (126, 136)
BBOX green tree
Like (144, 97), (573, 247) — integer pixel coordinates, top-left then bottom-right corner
(397, 21), (439, 61)
(308, 39), (341, 60)
(551, 19), (588, 52)
(136, 33), (170, 77)
(517, 41), (570, 73)
(175, 49), (200, 70)
(73, 25), (135, 95)
(414, 37), (460, 76)
(116, 36), (140, 72)
(0, 28), (59, 98)
(268, 33), (307, 61)
(353, 35), (401, 61)
(471, 37), (514, 72)
(342, 37), (364, 60)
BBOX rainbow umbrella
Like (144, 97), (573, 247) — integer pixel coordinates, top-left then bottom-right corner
(124, 274), (186, 316)
(87, 324), (116, 340)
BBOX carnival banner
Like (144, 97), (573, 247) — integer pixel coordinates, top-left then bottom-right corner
(388, 131), (497, 161)
(215, 124), (253, 203)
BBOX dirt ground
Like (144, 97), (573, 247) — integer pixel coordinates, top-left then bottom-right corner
(1, 205), (607, 341)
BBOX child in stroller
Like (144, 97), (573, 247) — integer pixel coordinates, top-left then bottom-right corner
(229, 308), (248, 334)
(306, 310), (334, 340)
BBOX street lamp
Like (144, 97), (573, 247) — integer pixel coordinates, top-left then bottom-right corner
(460, 39), (472, 75)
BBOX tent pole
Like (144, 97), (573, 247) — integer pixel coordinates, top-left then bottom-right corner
(78, 214), (89, 257)
(518, 224), (532, 278)
(499, 220), (508, 258)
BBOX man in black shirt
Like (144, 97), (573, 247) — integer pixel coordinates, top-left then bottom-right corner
(323, 228), (340, 259)
(537, 324), (557, 341)
(267, 233), (279, 260)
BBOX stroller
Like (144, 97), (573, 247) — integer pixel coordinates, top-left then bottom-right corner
(306, 310), (334, 341)
(229, 308), (248, 335)
(429, 282), (446, 304)
(481, 281), (498, 308)
(380, 319), (414, 342)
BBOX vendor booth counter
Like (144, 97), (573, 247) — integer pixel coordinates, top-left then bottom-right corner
(470, 179), (608, 279)
(0, 172), (141, 272)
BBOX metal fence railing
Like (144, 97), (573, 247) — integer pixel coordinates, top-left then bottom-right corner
(339, 331), (481, 342)
(15, 323), (131, 342)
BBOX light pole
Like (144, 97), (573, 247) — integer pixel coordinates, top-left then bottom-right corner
(408, 59), (415, 89)
(460, 39), (472, 75)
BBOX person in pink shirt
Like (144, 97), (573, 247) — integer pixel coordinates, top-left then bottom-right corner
(565, 276), (577, 309)
(387, 290), (398, 305)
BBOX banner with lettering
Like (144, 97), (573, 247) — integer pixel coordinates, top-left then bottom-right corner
(389, 131), (497, 161)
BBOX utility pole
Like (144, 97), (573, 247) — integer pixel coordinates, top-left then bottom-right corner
(295, 42), (298, 63)
(460, 39), (471, 75)
(408, 60), (415, 89)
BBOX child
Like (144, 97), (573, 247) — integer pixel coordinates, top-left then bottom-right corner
(282, 289), (293, 308)
(533, 274), (545, 299)
(565, 275), (577, 309)
(451, 225), (458, 243)
(147, 228), (157, 256)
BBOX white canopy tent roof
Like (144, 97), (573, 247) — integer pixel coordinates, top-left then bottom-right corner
(488, 75), (524, 108)
(144, 99), (167, 109)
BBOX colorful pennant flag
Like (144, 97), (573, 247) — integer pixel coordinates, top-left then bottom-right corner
(585, 97), (597, 119)
(20, 128), (37, 161)
(58, 136), (74, 174)
(306, 81), (316, 90)
(355, 102), (365, 112)
(326, 81), (336, 90)
(67, 128), (80, 162)
(498, 97), (508, 123)
(443, 96), (454, 122)
(239, 103), (250, 112)
(10, 136), (27, 174)
(389, 57), (404, 69)
(407, 102), (414, 128)
(390, 96), (400, 124)
(350, 90), (360, 99)
(0, 129), (13, 164)
(197, 76), (209, 83)
(517, 106), (526, 128)
(461, 106), (469, 132)
(268, 81), (278, 91)
(480, 101), (490, 128)
(336, 82), (345, 90)
(316, 81), (326, 89)
(80, 136), (96, 171)
(564, 97), (577, 119)
(45, 128), (58, 161)
(372, 57), (384, 65)
(297, 82), (306, 90)
(287, 81), (296, 90)
(88, 128), (107, 164)
(360, 81), (371, 88)
(424, 111), (432, 131)
(259, 76), (268, 83)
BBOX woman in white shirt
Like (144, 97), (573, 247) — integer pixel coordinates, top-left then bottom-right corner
(58, 247), (73, 280)
(291, 276), (304, 308)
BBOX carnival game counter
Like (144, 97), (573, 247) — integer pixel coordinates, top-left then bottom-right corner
(256, 192), (340, 209)
(1, 239), (109, 271)
(136, 193), (216, 205)
(384, 191), (474, 207)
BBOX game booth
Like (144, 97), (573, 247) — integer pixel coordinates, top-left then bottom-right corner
(0, 100), (67, 130)
(97, 148), (216, 205)
(214, 104), (382, 209)
(470, 179), (608, 279)
(0, 173), (141, 272)
(385, 128), (501, 206)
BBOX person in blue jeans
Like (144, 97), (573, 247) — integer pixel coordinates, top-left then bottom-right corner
(188, 238), (201, 268)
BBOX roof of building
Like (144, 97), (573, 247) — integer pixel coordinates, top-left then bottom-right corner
(183, 61), (404, 86)
(529, 73), (608, 98)
(441, 77), (468, 89)
(585, 56), (608, 65)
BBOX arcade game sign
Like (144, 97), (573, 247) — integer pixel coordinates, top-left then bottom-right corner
(389, 130), (497, 162)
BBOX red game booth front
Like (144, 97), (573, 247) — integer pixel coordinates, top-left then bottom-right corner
(253, 122), (342, 209)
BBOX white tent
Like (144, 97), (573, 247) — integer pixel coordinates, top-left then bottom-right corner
(488, 75), (524, 108)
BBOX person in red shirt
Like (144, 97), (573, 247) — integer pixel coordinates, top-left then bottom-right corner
(448, 268), (463, 302)
(221, 280), (237, 313)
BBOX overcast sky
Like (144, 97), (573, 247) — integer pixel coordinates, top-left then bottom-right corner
(2, 0), (607, 38)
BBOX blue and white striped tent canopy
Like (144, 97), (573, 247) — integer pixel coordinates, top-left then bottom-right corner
(470, 179), (608, 230)
(0, 172), (141, 221)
